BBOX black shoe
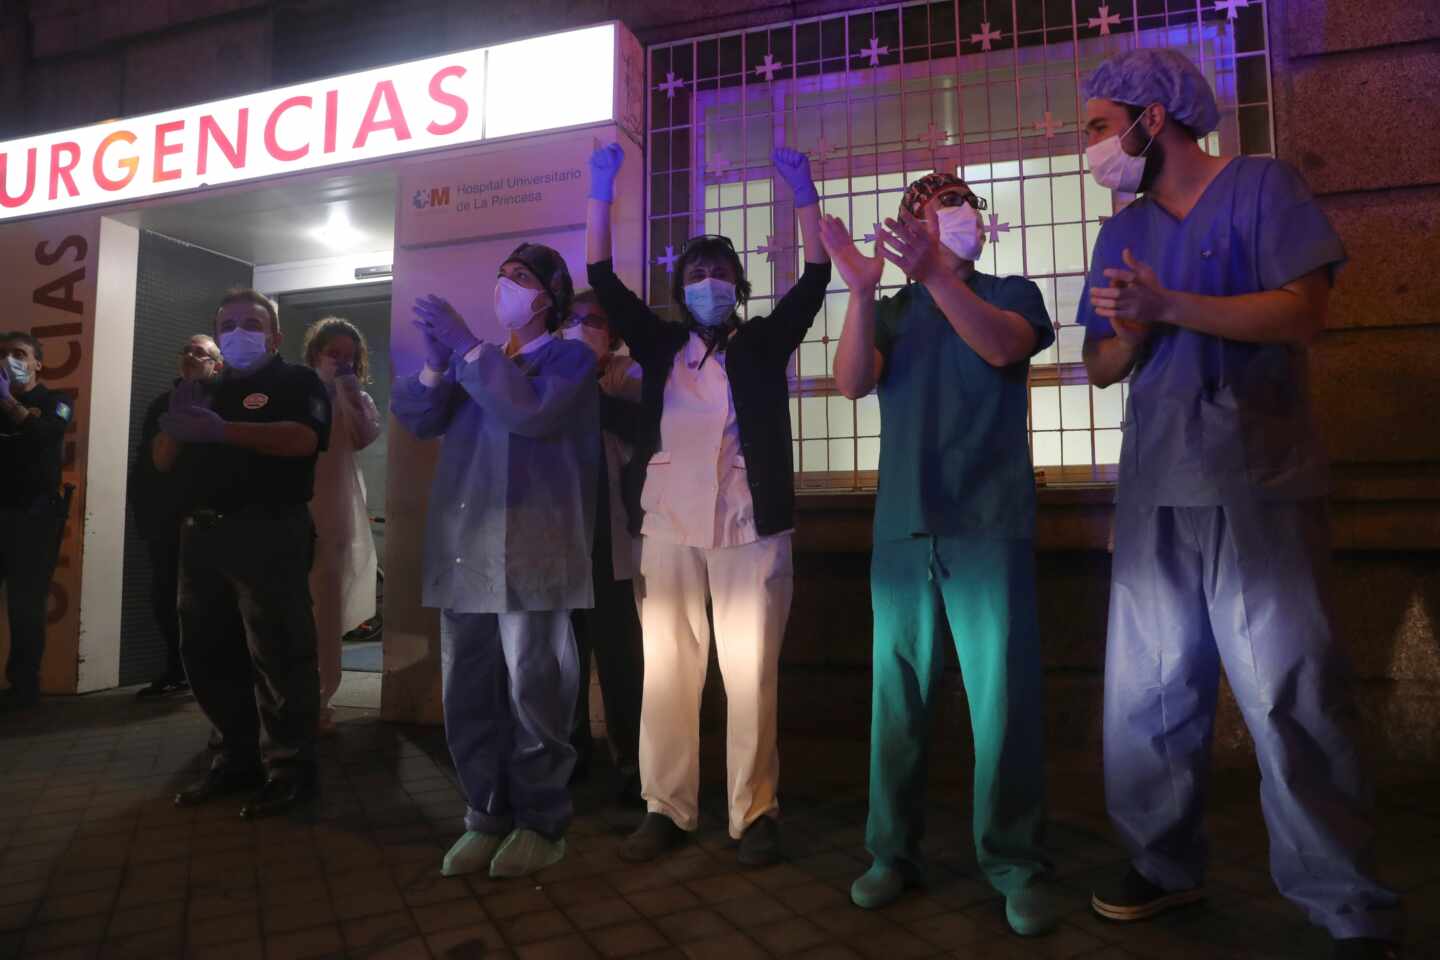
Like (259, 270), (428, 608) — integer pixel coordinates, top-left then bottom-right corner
(1333, 939), (1403, 959)
(175, 764), (264, 807)
(619, 813), (687, 862)
(737, 816), (781, 867)
(240, 775), (315, 820)
(1091, 866), (1204, 922)
(136, 677), (190, 700)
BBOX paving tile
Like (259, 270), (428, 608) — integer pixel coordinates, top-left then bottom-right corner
(563, 896), (641, 932)
(410, 897), (488, 934)
(747, 916), (830, 956)
(264, 923), (345, 960)
(484, 888), (556, 920)
(678, 931), (769, 960)
(515, 933), (600, 960)
(587, 919), (669, 958)
(263, 895), (338, 935)
(424, 921), (507, 957)
(97, 924), (184, 959)
(340, 909), (418, 953)
(188, 909), (260, 947)
(500, 908), (575, 945)
(105, 898), (184, 938)
(654, 908), (732, 944)
(625, 885), (702, 919)
(37, 888), (116, 923)
(17, 914), (108, 952)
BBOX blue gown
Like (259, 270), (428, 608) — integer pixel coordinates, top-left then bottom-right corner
(1077, 157), (1401, 940)
(392, 336), (599, 840)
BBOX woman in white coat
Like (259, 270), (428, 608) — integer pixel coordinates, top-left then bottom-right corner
(302, 317), (382, 733)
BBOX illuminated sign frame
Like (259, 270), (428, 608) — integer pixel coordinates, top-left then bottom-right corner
(0, 23), (623, 222)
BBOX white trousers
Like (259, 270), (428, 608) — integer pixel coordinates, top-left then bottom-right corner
(637, 533), (793, 838)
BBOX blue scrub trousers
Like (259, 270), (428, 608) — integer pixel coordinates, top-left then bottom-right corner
(440, 609), (580, 840)
(866, 536), (1050, 895)
(1105, 498), (1402, 940)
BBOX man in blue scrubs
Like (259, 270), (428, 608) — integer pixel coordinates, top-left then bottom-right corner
(1076, 48), (1402, 959)
(823, 174), (1060, 936)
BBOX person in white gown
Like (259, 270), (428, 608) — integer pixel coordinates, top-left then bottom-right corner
(302, 317), (381, 733)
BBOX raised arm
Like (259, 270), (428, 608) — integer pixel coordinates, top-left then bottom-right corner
(821, 215), (886, 399)
(335, 377), (383, 450)
(585, 143), (669, 363)
(391, 369), (461, 440)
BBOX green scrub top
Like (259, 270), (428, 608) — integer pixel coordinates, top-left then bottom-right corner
(873, 272), (1054, 542)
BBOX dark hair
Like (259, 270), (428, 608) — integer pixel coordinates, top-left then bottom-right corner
(571, 289), (623, 350)
(670, 235), (750, 323)
(0, 331), (42, 362)
(303, 317), (370, 384)
(1124, 103), (1197, 143)
(215, 287), (279, 334)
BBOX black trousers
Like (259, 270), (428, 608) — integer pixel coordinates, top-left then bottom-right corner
(147, 537), (184, 680)
(0, 505), (63, 699)
(571, 536), (644, 773)
(178, 503), (319, 776)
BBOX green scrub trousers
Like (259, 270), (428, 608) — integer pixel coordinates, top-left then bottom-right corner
(865, 535), (1050, 895)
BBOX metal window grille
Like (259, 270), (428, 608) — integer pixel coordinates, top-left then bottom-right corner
(646, 0), (1275, 490)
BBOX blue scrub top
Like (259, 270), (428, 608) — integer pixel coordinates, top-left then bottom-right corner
(1076, 157), (1345, 507)
(873, 272), (1055, 542)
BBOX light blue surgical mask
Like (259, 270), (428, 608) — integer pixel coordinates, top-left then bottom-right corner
(683, 278), (737, 328)
(5, 356), (32, 385)
(218, 328), (270, 370)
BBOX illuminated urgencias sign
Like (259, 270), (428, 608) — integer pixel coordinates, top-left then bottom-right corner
(0, 23), (619, 222)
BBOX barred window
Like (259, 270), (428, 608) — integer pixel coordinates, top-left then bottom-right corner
(647, 0), (1275, 489)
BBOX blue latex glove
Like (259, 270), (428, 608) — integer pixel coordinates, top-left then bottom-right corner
(159, 407), (227, 443)
(411, 320), (453, 372)
(0, 364), (12, 404)
(773, 147), (819, 208)
(588, 143), (625, 203)
(412, 295), (479, 359)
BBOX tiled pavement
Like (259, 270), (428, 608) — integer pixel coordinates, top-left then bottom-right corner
(2, 690), (1439, 959)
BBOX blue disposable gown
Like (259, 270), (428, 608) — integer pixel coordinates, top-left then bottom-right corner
(391, 338), (600, 614)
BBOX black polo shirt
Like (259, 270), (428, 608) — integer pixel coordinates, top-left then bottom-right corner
(0, 382), (71, 509)
(179, 354), (331, 511)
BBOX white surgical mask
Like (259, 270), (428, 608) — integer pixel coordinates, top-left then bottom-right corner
(217, 329), (269, 371)
(5, 356), (31, 385)
(683, 278), (738, 328)
(1086, 110), (1154, 194)
(495, 276), (546, 331)
(937, 204), (985, 261)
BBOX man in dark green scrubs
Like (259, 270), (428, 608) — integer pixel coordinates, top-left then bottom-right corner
(822, 172), (1059, 936)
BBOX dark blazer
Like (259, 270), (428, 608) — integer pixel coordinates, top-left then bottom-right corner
(586, 258), (831, 538)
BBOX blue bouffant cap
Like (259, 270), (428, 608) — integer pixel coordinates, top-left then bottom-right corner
(1083, 48), (1220, 137)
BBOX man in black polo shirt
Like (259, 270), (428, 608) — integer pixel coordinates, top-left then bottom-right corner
(160, 289), (331, 818)
(0, 332), (72, 713)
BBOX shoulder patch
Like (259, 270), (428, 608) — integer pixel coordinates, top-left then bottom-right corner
(242, 393), (269, 410)
(54, 400), (72, 423)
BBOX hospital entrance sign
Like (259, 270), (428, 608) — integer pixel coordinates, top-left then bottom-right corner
(0, 23), (629, 222)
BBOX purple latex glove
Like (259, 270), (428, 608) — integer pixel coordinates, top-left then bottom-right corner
(773, 147), (819, 208)
(0, 364), (11, 404)
(411, 319), (453, 372)
(413, 295), (479, 358)
(588, 143), (625, 203)
(159, 407), (227, 444)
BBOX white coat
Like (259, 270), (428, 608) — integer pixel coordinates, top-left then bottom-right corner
(309, 374), (381, 708)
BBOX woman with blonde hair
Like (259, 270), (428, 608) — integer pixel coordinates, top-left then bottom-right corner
(302, 317), (382, 733)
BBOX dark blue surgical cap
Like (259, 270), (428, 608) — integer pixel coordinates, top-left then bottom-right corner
(1083, 49), (1220, 137)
